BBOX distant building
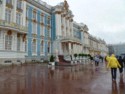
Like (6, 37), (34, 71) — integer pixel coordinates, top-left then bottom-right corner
(108, 43), (125, 56)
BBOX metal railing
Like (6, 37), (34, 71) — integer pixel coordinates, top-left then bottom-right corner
(0, 20), (27, 32)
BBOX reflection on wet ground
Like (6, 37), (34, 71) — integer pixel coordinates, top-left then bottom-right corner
(0, 63), (125, 94)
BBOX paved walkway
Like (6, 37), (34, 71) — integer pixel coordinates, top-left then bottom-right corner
(0, 63), (125, 94)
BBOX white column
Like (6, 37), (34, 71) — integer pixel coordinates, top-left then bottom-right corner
(68, 42), (71, 54)
(0, 30), (4, 50)
(22, 1), (26, 26)
(63, 17), (66, 36)
(13, 0), (17, 23)
(73, 44), (76, 54)
(65, 19), (68, 36)
(20, 36), (24, 52)
(12, 32), (17, 51)
(55, 13), (61, 38)
(70, 21), (73, 37)
(67, 19), (70, 36)
(68, 20), (70, 36)
(0, 0), (6, 20)
(74, 44), (76, 53)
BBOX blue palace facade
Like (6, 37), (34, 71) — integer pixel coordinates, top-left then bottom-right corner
(0, 0), (108, 64)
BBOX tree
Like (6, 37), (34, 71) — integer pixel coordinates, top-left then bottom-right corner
(50, 55), (55, 62)
(74, 53), (77, 60)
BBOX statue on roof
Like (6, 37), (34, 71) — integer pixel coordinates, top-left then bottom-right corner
(64, 0), (69, 12)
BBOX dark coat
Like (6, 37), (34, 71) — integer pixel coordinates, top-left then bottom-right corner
(118, 56), (124, 68)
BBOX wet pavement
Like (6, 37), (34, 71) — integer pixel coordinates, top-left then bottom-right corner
(0, 63), (125, 94)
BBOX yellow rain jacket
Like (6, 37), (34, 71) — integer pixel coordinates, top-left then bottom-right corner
(106, 56), (110, 63)
(107, 54), (121, 68)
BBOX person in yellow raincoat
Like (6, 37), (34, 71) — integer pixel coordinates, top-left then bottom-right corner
(105, 55), (110, 65)
(107, 54), (121, 81)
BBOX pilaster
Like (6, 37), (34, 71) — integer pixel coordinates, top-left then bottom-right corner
(68, 42), (71, 54)
(22, 1), (26, 26)
(13, 0), (17, 23)
(55, 12), (62, 38)
(1, 0), (6, 20)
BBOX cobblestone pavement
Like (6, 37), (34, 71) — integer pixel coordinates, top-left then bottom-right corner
(0, 63), (125, 94)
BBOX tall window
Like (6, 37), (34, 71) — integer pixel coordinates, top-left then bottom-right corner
(33, 11), (36, 20)
(41, 13), (44, 23)
(32, 22), (37, 34)
(5, 9), (11, 23)
(26, 8), (28, 18)
(41, 40), (44, 53)
(16, 13), (21, 25)
(25, 41), (27, 52)
(40, 26), (44, 36)
(48, 29), (50, 38)
(47, 18), (50, 25)
(17, 36), (21, 51)
(6, 0), (12, 4)
(26, 20), (28, 27)
(41, 15), (43, 23)
(5, 35), (12, 50)
(32, 39), (36, 53)
(48, 42), (50, 53)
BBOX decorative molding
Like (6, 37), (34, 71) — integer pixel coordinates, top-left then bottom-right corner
(40, 22), (44, 26)
(6, 3), (13, 9)
(16, 7), (23, 12)
(17, 33), (21, 37)
(62, 14), (66, 17)
(61, 25), (64, 29)
(32, 34), (37, 38)
(32, 19), (37, 23)
(41, 13), (44, 17)
(55, 11), (62, 14)
(23, 34), (27, 42)
(7, 30), (12, 35)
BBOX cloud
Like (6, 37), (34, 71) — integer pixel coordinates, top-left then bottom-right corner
(42, 0), (125, 44)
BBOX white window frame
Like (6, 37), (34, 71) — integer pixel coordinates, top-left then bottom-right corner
(17, 36), (21, 51)
(16, 13), (21, 25)
(5, 35), (12, 50)
(32, 22), (37, 34)
(5, 9), (11, 23)
(17, 0), (22, 9)
(41, 40), (44, 54)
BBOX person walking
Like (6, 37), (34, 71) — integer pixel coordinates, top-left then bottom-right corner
(118, 56), (124, 77)
(107, 54), (121, 81)
(94, 55), (100, 66)
(105, 55), (110, 66)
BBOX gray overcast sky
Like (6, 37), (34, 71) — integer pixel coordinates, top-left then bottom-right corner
(42, 0), (125, 44)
